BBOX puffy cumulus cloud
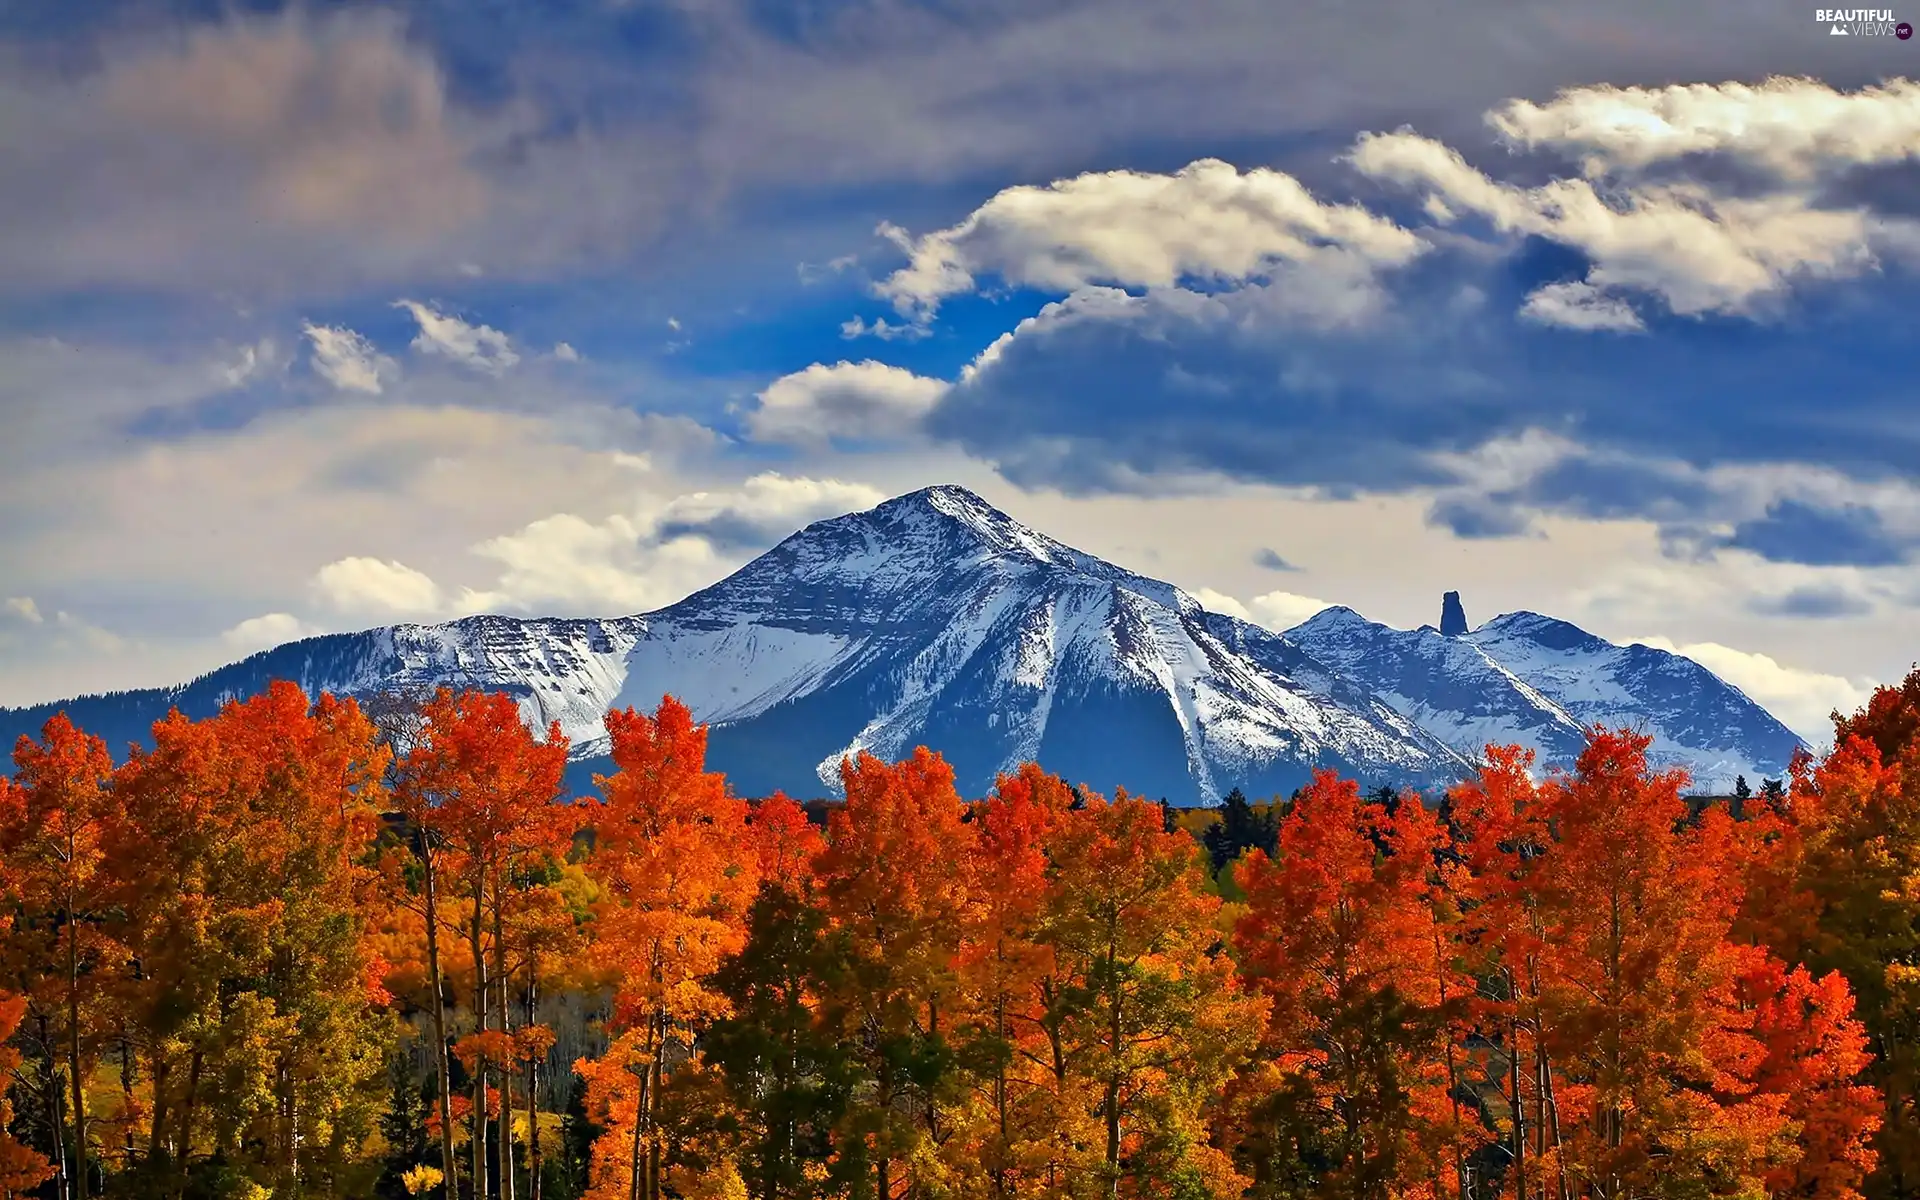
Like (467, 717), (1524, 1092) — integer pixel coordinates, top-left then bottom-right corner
(872, 158), (1426, 324)
(395, 300), (520, 375)
(462, 474), (886, 616)
(1351, 128), (1883, 323)
(881, 79), (1920, 530)
(1189, 586), (1335, 631)
(462, 512), (682, 616)
(221, 612), (322, 652)
(746, 361), (949, 447)
(1629, 635), (1873, 746)
(1349, 77), (1920, 327)
(653, 474), (889, 546)
(3, 597), (43, 624)
(302, 322), (396, 394)
(1487, 77), (1920, 182)
(927, 221), (1920, 567)
(311, 557), (446, 616)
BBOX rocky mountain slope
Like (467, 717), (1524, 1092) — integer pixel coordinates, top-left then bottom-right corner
(0, 486), (1803, 799)
(1287, 604), (1806, 790)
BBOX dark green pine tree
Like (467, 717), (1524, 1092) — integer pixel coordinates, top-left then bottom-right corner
(1204, 787), (1279, 874)
(373, 1055), (432, 1199)
(705, 883), (861, 1200)
(1760, 776), (1787, 814)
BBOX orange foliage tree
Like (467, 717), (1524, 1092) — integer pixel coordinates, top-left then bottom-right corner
(92, 683), (396, 1196)
(0, 714), (118, 1200)
(1046, 785), (1263, 1199)
(0, 677), (1896, 1200)
(1233, 770), (1479, 1198)
(950, 762), (1074, 1198)
(579, 695), (757, 1200)
(811, 747), (977, 1200)
(0, 772), (54, 1197)
(405, 688), (570, 1200)
(1457, 730), (1878, 1200)
(1745, 667), (1920, 1198)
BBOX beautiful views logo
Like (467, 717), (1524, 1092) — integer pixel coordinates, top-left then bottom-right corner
(1816, 7), (1912, 34)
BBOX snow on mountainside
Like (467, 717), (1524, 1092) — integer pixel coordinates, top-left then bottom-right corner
(0, 485), (1806, 801)
(0, 487), (1465, 803)
(1287, 604), (1807, 791)
(597, 485), (1468, 800)
(0, 617), (650, 765)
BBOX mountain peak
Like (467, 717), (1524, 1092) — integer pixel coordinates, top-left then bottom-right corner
(1473, 610), (1608, 652)
(899, 482), (994, 513)
(860, 483), (1089, 570)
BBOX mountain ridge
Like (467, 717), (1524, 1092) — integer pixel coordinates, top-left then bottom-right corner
(0, 485), (1804, 800)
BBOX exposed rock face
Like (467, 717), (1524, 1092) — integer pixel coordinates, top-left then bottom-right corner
(1440, 591), (1469, 637)
(1287, 606), (1808, 792)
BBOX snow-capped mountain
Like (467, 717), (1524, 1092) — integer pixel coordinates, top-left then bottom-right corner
(1287, 604), (1806, 790)
(1, 487), (1466, 802)
(0, 485), (1802, 800)
(593, 485), (1468, 800)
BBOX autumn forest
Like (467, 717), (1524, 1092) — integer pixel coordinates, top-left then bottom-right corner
(4, 670), (1920, 1200)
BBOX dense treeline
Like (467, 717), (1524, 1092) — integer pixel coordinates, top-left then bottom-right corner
(2, 668), (1919, 1199)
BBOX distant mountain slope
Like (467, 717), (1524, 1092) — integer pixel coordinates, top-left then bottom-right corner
(0, 617), (647, 762)
(1287, 605), (1806, 790)
(0, 486), (1804, 800)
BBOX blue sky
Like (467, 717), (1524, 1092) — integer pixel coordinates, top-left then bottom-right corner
(2, 0), (1918, 743)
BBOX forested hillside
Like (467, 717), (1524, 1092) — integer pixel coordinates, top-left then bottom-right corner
(3, 669), (1919, 1199)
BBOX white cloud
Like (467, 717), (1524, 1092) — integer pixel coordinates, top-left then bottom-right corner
(302, 322), (395, 393)
(552, 341), (580, 362)
(655, 473), (887, 539)
(311, 556), (445, 615)
(873, 157), (1427, 321)
(1349, 76), (1920, 326)
(1519, 280), (1645, 331)
(461, 473), (886, 617)
(1351, 128), (1883, 321)
(221, 611), (321, 651)
(3, 597), (44, 624)
(747, 360), (949, 446)
(1250, 589), (1339, 630)
(1189, 586), (1334, 631)
(394, 300), (519, 374)
(1629, 635), (1872, 747)
(1488, 77), (1920, 182)
(462, 511), (673, 615)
